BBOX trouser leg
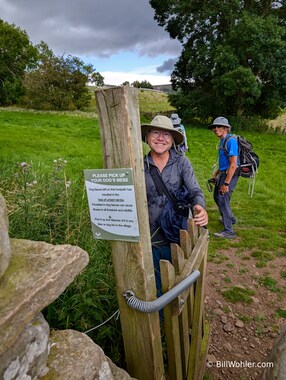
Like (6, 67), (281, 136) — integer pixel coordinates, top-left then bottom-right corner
(152, 246), (171, 297)
(214, 174), (239, 233)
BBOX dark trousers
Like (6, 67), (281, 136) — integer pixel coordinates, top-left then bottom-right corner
(152, 245), (171, 297)
(214, 172), (239, 233)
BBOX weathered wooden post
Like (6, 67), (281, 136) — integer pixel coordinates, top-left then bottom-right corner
(95, 87), (164, 380)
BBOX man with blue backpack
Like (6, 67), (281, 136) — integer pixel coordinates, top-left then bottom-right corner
(207, 116), (239, 239)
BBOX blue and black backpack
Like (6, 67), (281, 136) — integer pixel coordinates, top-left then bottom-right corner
(222, 134), (260, 179)
(222, 134), (260, 197)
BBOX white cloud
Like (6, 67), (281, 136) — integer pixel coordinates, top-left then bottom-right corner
(101, 71), (171, 86)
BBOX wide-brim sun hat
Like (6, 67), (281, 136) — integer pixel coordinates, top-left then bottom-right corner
(141, 115), (184, 145)
(207, 116), (231, 130)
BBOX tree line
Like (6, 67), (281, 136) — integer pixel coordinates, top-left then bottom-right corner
(0, 20), (105, 111)
(0, 20), (155, 111)
(150, 0), (286, 122)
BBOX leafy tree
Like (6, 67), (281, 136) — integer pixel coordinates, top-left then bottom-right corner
(90, 71), (104, 87)
(0, 19), (38, 105)
(132, 80), (153, 89)
(150, 0), (286, 120)
(23, 42), (101, 111)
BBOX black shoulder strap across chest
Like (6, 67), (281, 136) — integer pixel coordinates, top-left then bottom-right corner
(149, 165), (177, 205)
(149, 165), (190, 218)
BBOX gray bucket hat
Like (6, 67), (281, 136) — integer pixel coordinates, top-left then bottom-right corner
(207, 116), (231, 130)
(170, 113), (181, 125)
(141, 115), (184, 145)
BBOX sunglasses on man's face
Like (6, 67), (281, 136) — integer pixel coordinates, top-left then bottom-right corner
(212, 126), (224, 131)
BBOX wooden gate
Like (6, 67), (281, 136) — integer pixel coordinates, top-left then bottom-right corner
(160, 220), (210, 380)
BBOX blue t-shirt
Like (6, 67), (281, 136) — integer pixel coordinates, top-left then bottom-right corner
(218, 134), (239, 170)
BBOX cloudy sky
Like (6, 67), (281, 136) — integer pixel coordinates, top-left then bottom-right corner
(0, 0), (182, 85)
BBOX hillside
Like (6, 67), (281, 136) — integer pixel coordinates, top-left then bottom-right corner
(90, 86), (175, 120)
(138, 89), (175, 119)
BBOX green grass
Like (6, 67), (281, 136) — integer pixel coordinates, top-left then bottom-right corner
(186, 127), (286, 258)
(259, 276), (280, 292)
(256, 261), (267, 268)
(251, 251), (275, 261)
(222, 286), (256, 303)
(276, 308), (286, 318)
(0, 108), (102, 177)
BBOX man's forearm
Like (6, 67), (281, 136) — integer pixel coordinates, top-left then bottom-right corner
(225, 157), (238, 183)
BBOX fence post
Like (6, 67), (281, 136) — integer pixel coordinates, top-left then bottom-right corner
(95, 87), (164, 380)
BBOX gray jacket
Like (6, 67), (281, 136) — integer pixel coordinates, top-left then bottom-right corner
(144, 148), (206, 245)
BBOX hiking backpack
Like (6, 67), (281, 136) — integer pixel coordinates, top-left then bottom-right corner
(222, 134), (260, 197)
(175, 125), (188, 154)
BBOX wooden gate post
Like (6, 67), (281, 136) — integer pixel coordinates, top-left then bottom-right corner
(95, 87), (164, 380)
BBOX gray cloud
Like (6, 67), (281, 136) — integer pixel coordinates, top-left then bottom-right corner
(156, 58), (177, 74)
(0, 0), (181, 58)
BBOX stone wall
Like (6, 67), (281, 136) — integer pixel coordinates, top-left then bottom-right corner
(0, 194), (135, 380)
(263, 325), (286, 380)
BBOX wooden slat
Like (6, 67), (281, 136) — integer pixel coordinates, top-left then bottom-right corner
(193, 249), (208, 380)
(197, 320), (211, 380)
(188, 286), (195, 328)
(171, 228), (208, 316)
(175, 228), (209, 285)
(179, 229), (192, 258)
(161, 260), (183, 380)
(188, 251), (207, 380)
(187, 219), (199, 249)
(179, 299), (190, 379)
(171, 243), (186, 274)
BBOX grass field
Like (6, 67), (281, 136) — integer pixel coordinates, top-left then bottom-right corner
(185, 127), (286, 256)
(1, 91), (286, 367)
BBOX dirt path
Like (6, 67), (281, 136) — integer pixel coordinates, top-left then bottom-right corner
(204, 247), (286, 380)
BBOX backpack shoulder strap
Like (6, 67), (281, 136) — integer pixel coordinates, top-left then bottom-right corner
(222, 134), (237, 156)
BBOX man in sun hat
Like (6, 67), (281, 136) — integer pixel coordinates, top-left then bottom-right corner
(207, 116), (239, 239)
(141, 114), (185, 146)
(141, 115), (208, 299)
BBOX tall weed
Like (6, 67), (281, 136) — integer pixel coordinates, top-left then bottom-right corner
(229, 115), (269, 133)
(0, 159), (122, 365)
(187, 115), (270, 132)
